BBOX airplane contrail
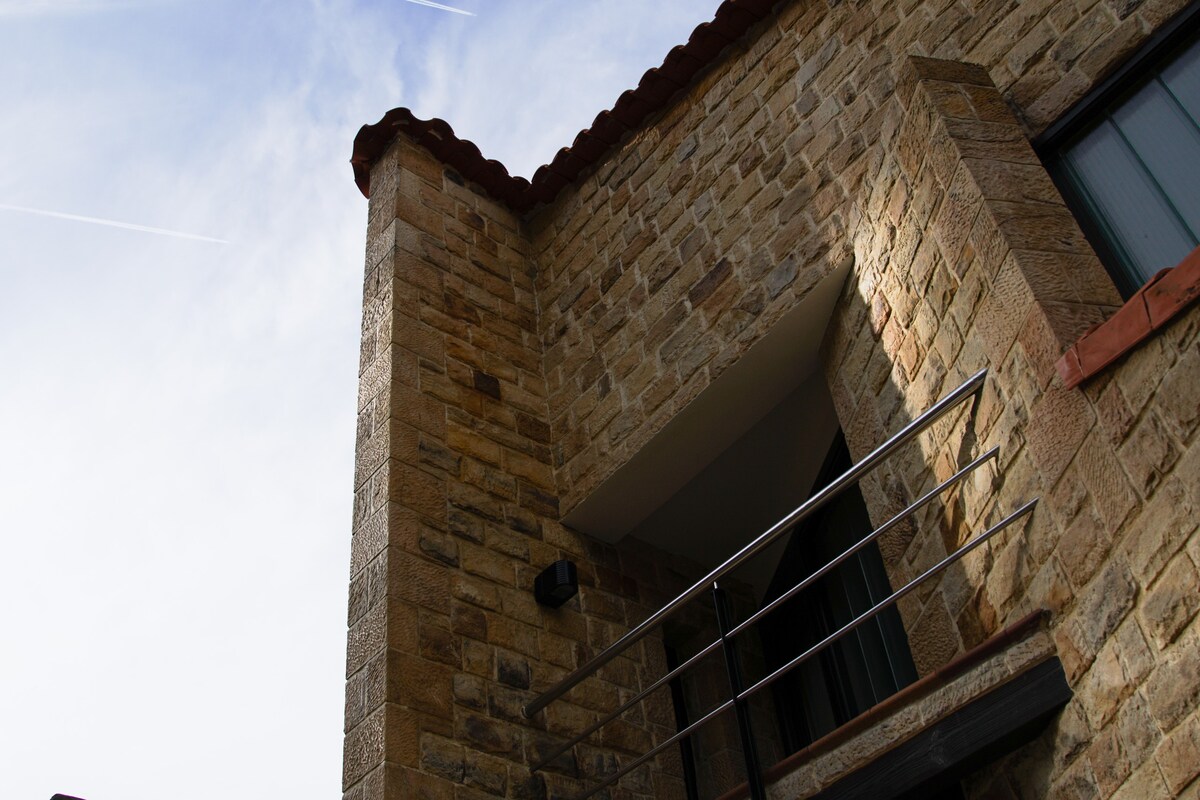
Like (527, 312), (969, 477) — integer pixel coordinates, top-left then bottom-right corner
(402, 0), (475, 16)
(0, 204), (229, 244)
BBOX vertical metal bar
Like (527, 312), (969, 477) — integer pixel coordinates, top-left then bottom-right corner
(713, 583), (767, 800)
(665, 646), (702, 800)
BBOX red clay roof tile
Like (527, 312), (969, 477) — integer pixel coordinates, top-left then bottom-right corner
(350, 0), (783, 212)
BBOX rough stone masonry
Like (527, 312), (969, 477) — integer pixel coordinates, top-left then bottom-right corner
(344, 1), (1200, 798)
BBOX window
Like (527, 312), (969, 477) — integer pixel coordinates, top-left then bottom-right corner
(1041, 6), (1200, 298)
(757, 433), (919, 754)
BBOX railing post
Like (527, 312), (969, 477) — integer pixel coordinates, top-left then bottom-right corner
(713, 583), (767, 800)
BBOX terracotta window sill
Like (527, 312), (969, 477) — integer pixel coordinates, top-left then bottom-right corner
(1056, 245), (1200, 389)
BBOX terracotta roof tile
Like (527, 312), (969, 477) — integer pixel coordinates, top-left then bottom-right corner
(587, 111), (629, 146)
(350, 0), (783, 212)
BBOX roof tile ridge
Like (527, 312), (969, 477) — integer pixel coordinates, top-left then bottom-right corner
(351, 107), (530, 202)
(350, 0), (783, 212)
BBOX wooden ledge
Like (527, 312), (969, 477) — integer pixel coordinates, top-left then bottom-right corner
(716, 610), (1067, 800)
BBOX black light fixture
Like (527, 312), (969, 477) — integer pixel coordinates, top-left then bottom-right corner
(534, 559), (578, 608)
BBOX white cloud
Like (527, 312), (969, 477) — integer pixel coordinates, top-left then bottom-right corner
(406, 0), (719, 178)
(0, 0), (145, 16)
(0, 2), (403, 797)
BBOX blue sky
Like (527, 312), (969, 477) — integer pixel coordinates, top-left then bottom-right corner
(0, 1), (717, 798)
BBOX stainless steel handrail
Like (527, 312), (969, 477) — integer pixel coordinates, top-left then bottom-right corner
(726, 446), (998, 639)
(522, 368), (987, 719)
(529, 638), (724, 771)
(572, 498), (1038, 800)
(739, 498), (1036, 702)
(528, 444), (1000, 771)
(579, 693), (736, 800)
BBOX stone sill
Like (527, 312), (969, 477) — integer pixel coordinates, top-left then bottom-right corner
(1056, 245), (1200, 389)
(715, 610), (1065, 800)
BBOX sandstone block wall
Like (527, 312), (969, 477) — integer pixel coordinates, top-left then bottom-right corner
(529, 0), (1192, 519)
(821, 55), (1200, 799)
(345, 136), (727, 800)
(347, 0), (1200, 797)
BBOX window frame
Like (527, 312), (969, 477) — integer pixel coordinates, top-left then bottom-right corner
(1035, 0), (1200, 299)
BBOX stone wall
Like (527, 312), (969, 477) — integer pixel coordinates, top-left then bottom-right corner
(520, 1), (1198, 796)
(347, 0), (1200, 797)
(529, 0), (1191, 520)
(345, 137), (713, 800)
(820, 55), (1200, 799)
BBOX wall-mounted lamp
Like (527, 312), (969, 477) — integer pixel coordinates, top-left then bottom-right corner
(534, 560), (578, 608)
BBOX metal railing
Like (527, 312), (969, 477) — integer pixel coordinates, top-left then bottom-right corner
(523, 368), (1038, 799)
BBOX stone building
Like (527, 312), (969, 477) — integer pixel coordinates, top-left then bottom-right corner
(342, 0), (1200, 797)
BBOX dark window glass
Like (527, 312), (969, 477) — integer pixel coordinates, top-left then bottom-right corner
(1048, 29), (1200, 297)
(758, 433), (919, 753)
